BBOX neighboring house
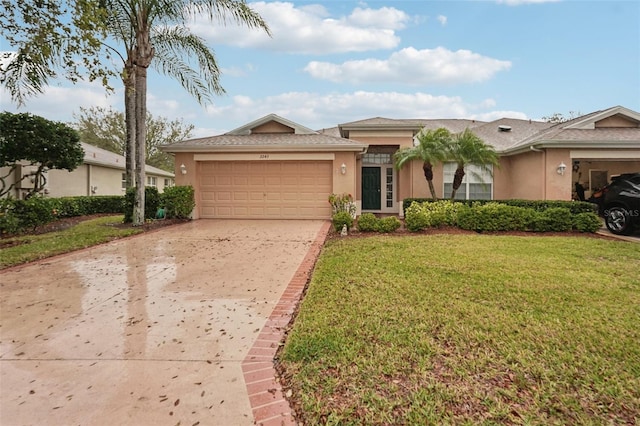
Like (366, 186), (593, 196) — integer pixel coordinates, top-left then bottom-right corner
(162, 105), (640, 220)
(2, 143), (175, 199)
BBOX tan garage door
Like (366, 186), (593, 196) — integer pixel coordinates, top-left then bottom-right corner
(199, 161), (333, 219)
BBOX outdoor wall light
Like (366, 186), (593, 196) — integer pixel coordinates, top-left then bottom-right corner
(180, 164), (187, 175)
(557, 162), (567, 176)
(340, 163), (347, 175)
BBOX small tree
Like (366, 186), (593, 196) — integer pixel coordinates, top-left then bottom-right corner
(446, 128), (499, 200)
(394, 127), (451, 200)
(74, 106), (192, 172)
(0, 112), (84, 198)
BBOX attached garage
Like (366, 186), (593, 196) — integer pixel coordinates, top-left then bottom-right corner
(198, 160), (332, 219)
(163, 114), (367, 220)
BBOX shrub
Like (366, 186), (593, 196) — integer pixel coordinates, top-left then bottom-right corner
(573, 212), (602, 233)
(332, 211), (353, 232)
(377, 216), (401, 233)
(161, 186), (195, 219)
(404, 202), (431, 232)
(0, 196), (124, 235)
(357, 213), (379, 232)
(124, 187), (161, 223)
(457, 203), (536, 232)
(532, 207), (573, 232)
(13, 196), (56, 231)
(424, 200), (465, 227)
(404, 200), (468, 231)
(402, 198), (597, 216)
(0, 199), (20, 235)
(329, 193), (356, 217)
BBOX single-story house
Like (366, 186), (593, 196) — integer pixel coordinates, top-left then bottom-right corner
(2, 142), (175, 199)
(162, 105), (640, 220)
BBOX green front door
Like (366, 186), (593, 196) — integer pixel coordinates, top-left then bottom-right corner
(362, 167), (381, 210)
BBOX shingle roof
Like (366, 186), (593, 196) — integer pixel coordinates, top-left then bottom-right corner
(162, 133), (367, 152)
(503, 107), (640, 153)
(82, 143), (174, 177)
(470, 118), (553, 151)
(339, 117), (484, 134)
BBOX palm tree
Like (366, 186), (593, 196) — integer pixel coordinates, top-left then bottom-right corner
(1, 0), (270, 225)
(446, 128), (499, 200)
(110, 0), (270, 225)
(394, 127), (451, 200)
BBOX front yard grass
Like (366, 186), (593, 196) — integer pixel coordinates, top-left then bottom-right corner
(280, 234), (640, 425)
(0, 215), (141, 269)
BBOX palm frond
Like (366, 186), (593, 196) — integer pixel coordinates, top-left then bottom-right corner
(151, 25), (225, 104)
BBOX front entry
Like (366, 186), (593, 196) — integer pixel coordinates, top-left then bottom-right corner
(362, 167), (381, 210)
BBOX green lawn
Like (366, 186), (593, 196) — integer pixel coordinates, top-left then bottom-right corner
(280, 234), (640, 425)
(0, 215), (142, 269)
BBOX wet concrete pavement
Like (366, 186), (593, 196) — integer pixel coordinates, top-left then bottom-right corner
(1, 220), (326, 426)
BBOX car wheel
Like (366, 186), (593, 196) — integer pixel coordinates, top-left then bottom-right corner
(605, 206), (633, 235)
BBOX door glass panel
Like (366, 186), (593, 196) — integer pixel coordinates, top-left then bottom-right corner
(386, 168), (393, 208)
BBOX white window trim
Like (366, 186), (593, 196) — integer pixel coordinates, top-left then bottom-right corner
(443, 163), (493, 200)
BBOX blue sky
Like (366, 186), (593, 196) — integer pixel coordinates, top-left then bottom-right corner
(1, 0), (639, 138)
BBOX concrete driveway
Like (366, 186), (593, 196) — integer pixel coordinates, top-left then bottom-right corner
(1, 220), (328, 426)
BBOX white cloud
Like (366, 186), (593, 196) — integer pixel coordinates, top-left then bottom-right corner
(470, 110), (528, 121)
(304, 47), (512, 85)
(0, 82), (117, 124)
(201, 90), (525, 132)
(189, 2), (410, 54)
(437, 15), (448, 26)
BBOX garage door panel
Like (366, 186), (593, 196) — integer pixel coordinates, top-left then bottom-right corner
(198, 160), (332, 219)
(231, 191), (247, 201)
(216, 192), (232, 201)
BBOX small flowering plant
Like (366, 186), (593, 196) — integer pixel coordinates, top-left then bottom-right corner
(328, 193), (356, 218)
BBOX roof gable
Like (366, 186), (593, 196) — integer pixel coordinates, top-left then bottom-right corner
(227, 113), (317, 135)
(563, 106), (640, 130)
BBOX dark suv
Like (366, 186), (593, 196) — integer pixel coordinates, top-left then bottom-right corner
(589, 173), (640, 235)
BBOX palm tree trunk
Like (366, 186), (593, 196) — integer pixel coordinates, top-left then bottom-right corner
(132, 22), (153, 226)
(123, 58), (136, 190)
(451, 167), (465, 199)
(423, 162), (437, 200)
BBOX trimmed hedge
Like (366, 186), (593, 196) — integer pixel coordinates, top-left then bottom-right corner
(402, 198), (597, 215)
(0, 186), (195, 235)
(405, 200), (602, 234)
(0, 195), (124, 235)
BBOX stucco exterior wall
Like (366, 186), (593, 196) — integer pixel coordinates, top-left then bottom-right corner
(545, 149), (572, 200)
(47, 165), (92, 197)
(491, 159), (510, 200)
(500, 151), (546, 200)
(332, 152), (357, 198)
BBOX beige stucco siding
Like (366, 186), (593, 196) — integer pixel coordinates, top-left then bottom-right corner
(498, 151), (545, 200)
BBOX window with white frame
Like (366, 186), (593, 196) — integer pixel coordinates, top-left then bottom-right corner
(443, 163), (493, 200)
(164, 178), (174, 188)
(121, 173), (127, 189)
(147, 176), (157, 187)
